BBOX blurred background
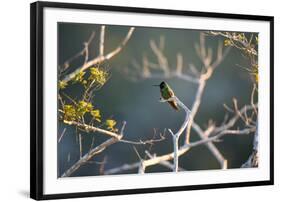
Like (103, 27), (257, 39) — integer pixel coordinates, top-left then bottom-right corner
(58, 23), (256, 177)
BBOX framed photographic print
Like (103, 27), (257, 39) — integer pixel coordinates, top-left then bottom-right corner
(30, 1), (274, 200)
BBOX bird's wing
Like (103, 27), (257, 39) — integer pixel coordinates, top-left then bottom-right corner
(167, 89), (175, 97)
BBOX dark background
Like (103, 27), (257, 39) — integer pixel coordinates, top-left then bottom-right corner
(58, 23), (256, 177)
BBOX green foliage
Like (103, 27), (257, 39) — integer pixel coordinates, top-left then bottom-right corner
(62, 100), (118, 132)
(105, 119), (118, 132)
(63, 104), (76, 121)
(89, 67), (108, 85)
(252, 64), (259, 82)
(82, 80), (87, 85)
(60, 65), (109, 90)
(224, 39), (232, 46)
(59, 80), (68, 89)
(237, 33), (245, 41)
(59, 63), (115, 133)
(90, 109), (101, 122)
(62, 100), (104, 122)
(73, 70), (86, 83)
(76, 100), (93, 118)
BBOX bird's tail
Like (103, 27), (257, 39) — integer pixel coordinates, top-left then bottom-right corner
(168, 101), (180, 111)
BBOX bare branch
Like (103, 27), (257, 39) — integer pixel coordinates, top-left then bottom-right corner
(61, 27), (135, 83)
(59, 31), (96, 74)
(160, 96), (191, 138)
(141, 71), (199, 83)
(214, 103), (257, 134)
(63, 120), (122, 139)
(60, 121), (127, 177)
(192, 122), (227, 169)
(251, 83), (258, 115)
(185, 78), (207, 144)
(150, 40), (169, 76)
(176, 53), (183, 75)
(169, 129), (179, 172)
(61, 134), (123, 177)
(79, 133), (83, 159)
(145, 151), (185, 171)
(99, 26), (105, 56)
(104, 27), (135, 60)
(58, 128), (67, 143)
(241, 120), (259, 168)
(187, 127), (256, 148)
(118, 120), (126, 133)
(161, 96), (191, 172)
(119, 136), (165, 145)
(130, 37), (200, 84)
(104, 163), (140, 175)
(133, 146), (146, 174)
(159, 35), (165, 51)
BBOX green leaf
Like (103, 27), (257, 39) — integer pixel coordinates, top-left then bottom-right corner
(105, 119), (117, 131)
(76, 100), (93, 118)
(73, 70), (85, 83)
(224, 39), (232, 46)
(91, 109), (101, 122)
(63, 104), (76, 121)
(59, 80), (67, 89)
(89, 67), (108, 85)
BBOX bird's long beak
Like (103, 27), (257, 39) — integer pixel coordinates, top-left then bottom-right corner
(152, 84), (160, 87)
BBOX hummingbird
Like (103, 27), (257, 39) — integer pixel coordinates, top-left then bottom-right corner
(153, 81), (179, 111)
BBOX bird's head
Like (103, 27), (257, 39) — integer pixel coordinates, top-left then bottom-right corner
(153, 81), (167, 89)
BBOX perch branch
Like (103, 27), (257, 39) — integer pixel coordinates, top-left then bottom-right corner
(161, 96), (191, 172)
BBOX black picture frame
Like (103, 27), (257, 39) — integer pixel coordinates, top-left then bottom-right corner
(30, 1), (274, 200)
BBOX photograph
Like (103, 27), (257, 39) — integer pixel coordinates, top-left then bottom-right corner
(57, 23), (259, 178)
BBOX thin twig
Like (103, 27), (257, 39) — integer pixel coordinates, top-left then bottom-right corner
(99, 26), (105, 56)
(79, 133), (83, 159)
(241, 120), (259, 168)
(58, 128), (67, 143)
(251, 83), (258, 115)
(133, 146), (146, 174)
